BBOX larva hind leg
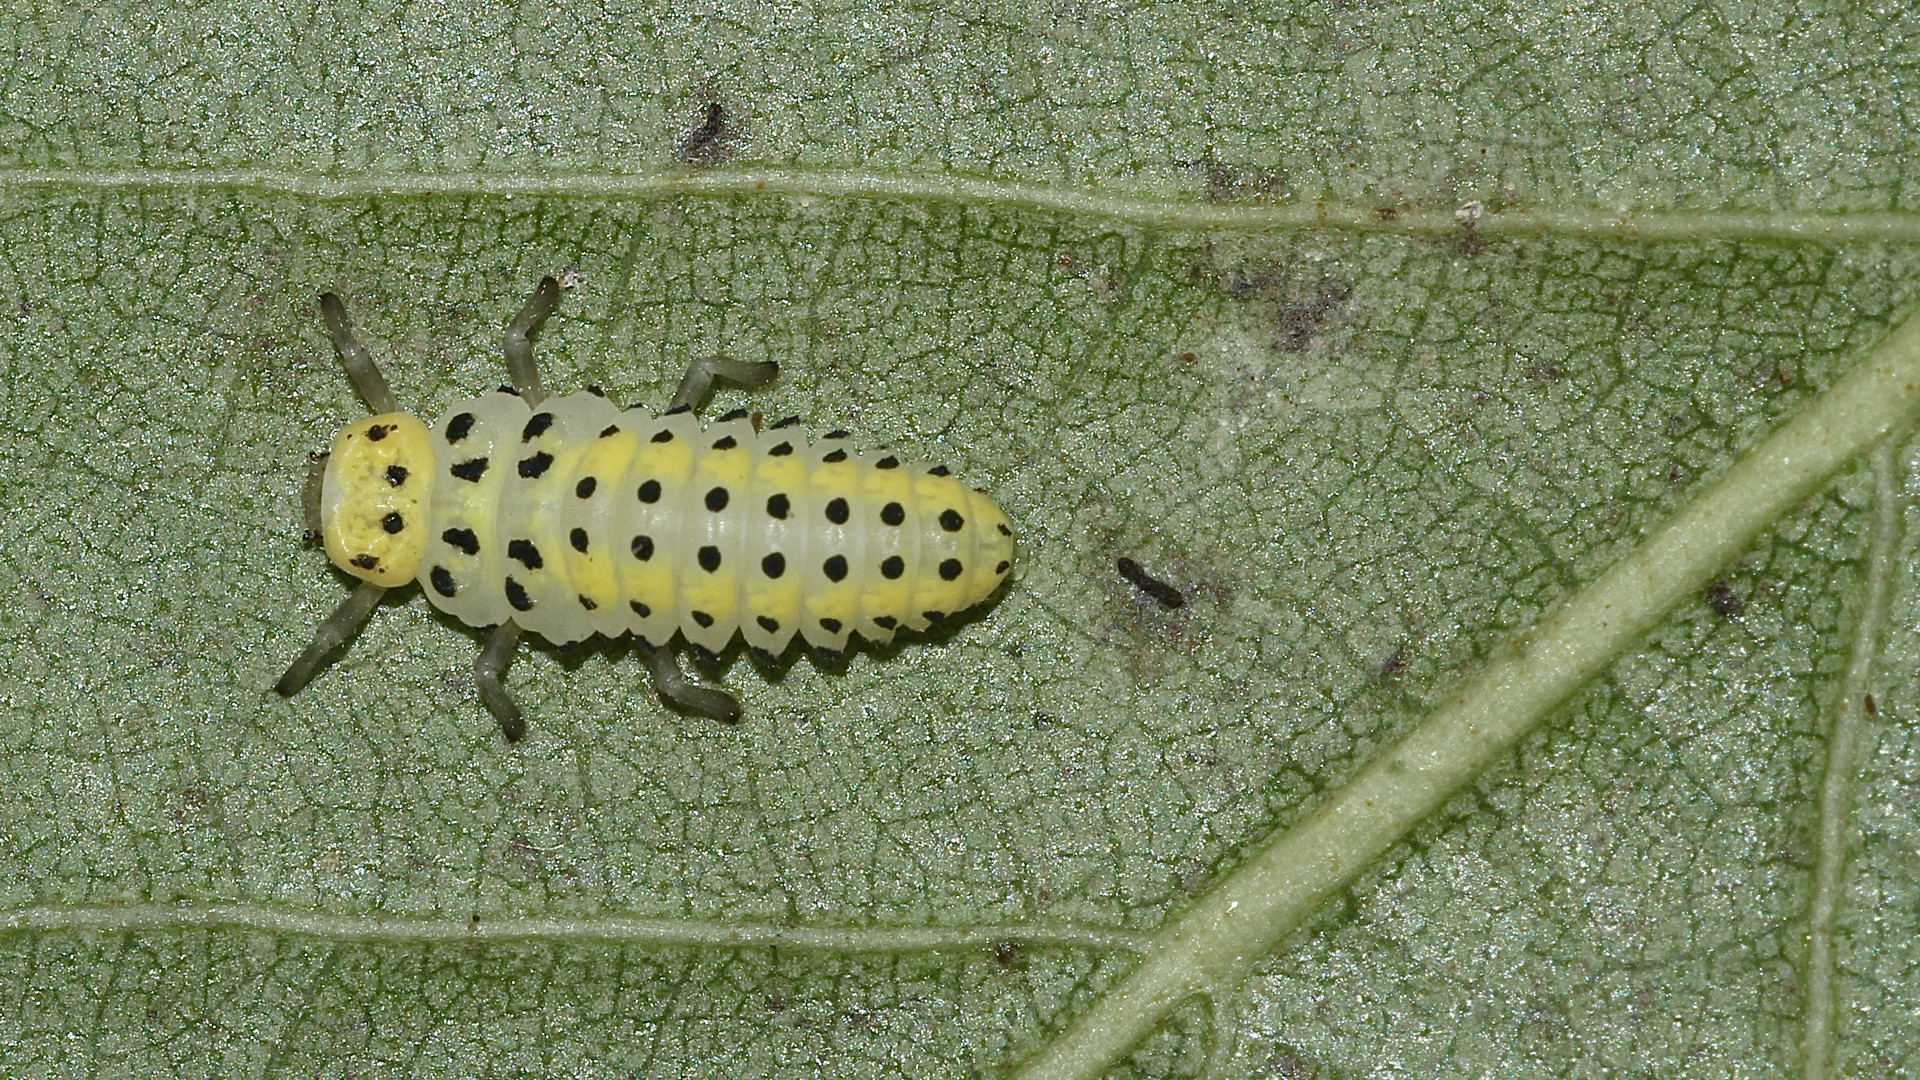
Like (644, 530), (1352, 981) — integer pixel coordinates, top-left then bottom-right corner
(318, 293), (398, 413)
(636, 640), (742, 723)
(502, 276), (560, 406)
(275, 580), (388, 698)
(475, 621), (527, 742)
(668, 355), (779, 412)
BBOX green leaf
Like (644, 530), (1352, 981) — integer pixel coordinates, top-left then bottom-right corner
(1, 3), (1917, 1078)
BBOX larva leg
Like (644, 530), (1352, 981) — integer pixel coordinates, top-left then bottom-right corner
(636, 640), (742, 723)
(668, 355), (779, 412)
(275, 580), (388, 698)
(502, 276), (560, 406)
(475, 621), (527, 742)
(318, 293), (398, 413)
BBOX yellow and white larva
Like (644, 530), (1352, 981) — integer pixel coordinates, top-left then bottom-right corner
(277, 278), (1015, 740)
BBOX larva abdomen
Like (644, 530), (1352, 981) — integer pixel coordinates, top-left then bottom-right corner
(419, 389), (1014, 656)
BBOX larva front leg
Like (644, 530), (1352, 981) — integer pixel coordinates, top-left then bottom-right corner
(502, 275), (559, 406)
(318, 292), (398, 413)
(475, 621), (525, 742)
(276, 291), (418, 702)
(275, 579), (388, 698)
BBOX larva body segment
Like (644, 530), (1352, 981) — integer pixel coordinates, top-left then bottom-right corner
(278, 279), (1016, 740)
(417, 389), (1013, 655)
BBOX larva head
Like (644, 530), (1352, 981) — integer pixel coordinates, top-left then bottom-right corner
(318, 413), (436, 587)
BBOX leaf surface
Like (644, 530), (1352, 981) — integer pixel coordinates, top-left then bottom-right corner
(0, 2), (1917, 1077)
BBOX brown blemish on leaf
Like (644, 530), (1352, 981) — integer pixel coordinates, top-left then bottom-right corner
(677, 100), (736, 166)
(1706, 579), (1744, 618)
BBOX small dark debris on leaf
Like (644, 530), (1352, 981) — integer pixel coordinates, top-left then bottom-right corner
(1706, 580), (1743, 618)
(1377, 645), (1410, 680)
(1865, 693), (1877, 716)
(677, 101), (732, 165)
(1117, 557), (1185, 608)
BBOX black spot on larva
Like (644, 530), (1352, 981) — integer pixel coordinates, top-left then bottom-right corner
(995, 560), (1010, 574)
(430, 566), (457, 596)
(586, 385), (605, 397)
(757, 615), (780, 633)
(923, 610), (946, 625)
(698, 545), (722, 572)
(451, 457), (488, 482)
(442, 528), (479, 556)
(823, 448), (848, 463)
(819, 617), (843, 633)
(718, 407), (749, 423)
(570, 527), (588, 553)
(691, 610), (715, 629)
(522, 412), (554, 440)
(814, 646), (846, 664)
(508, 539), (544, 570)
(497, 385), (521, 397)
(928, 465), (950, 476)
(823, 555), (848, 582)
(762, 552), (786, 578)
(518, 452), (553, 478)
(576, 476), (598, 499)
(772, 416), (801, 429)
(599, 424), (620, 438)
(579, 594), (598, 610)
(366, 423), (391, 441)
(1117, 557), (1185, 607)
(750, 647), (780, 666)
(767, 493), (791, 519)
(881, 502), (904, 526)
(381, 512), (405, 534)
(630, 600), (651, 618)
(705, 486), (730, 512)
(651, 429), (675, 443)
(385, 464), (409, 487)
(875, 455), (899, 469)
(997, 523), (1012, 536)
(712, 435), (738, 450)
(939, 558), (963, 581)
(446, 412), (476, 442)
(637, 479), (662, 503)
(768, 441), (794, 456)
(825, 430), (849, 439)
(826, 498), (850, 524)
(880, 555), (904, 579)
(351, 553), (378, 570)
(872, 615), (897, 630)
(665, 404), (692, 416)
(940, 509), (965, 532)
(506, 578), (533, 611)
(631, 535), (654, 560)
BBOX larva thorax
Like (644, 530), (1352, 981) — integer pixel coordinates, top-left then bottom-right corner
(319, 388), (1015, 659)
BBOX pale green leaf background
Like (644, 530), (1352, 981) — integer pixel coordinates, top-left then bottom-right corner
(0, 1), (1917, 1077)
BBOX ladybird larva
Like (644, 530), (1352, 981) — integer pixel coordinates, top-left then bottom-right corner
(276, 278), (1016, 741)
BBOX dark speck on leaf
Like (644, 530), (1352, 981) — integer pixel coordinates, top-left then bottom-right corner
(1707, 580), (1744, 618)
(1117, 557), (1184, 608)
(677, 100), (733, 166)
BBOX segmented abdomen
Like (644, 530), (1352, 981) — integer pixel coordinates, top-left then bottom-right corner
(416, 389), (1015, 654)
